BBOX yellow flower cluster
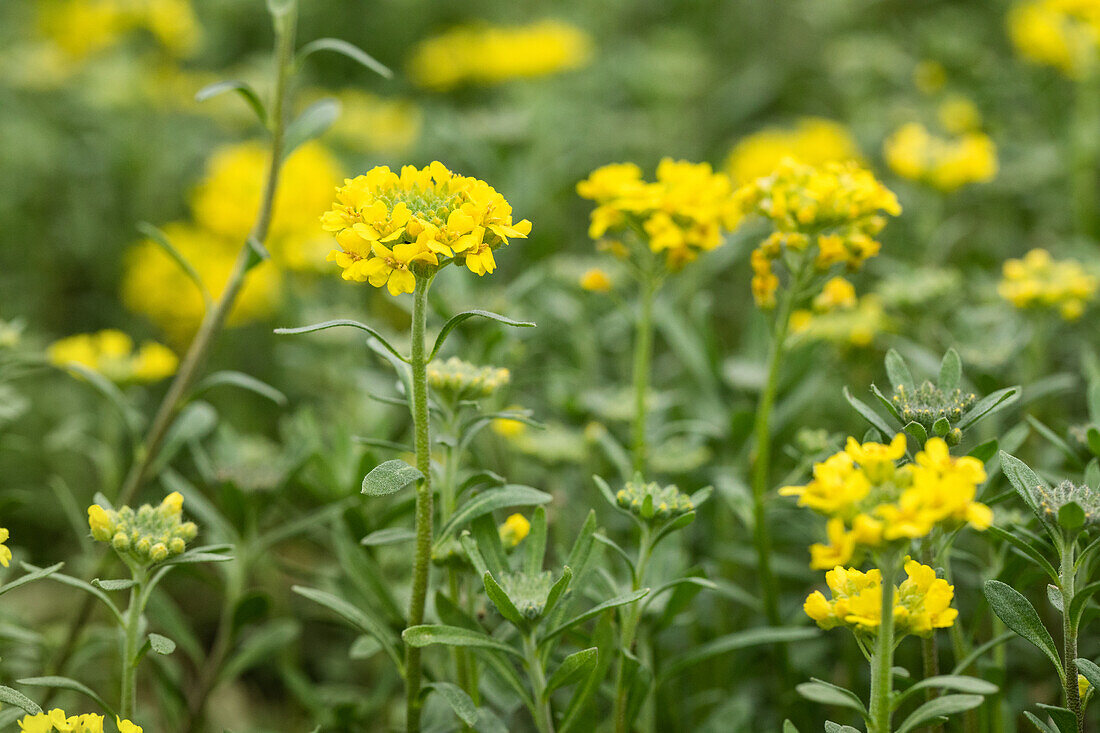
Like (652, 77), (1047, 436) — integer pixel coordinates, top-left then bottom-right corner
(577, 159), (740, 270)
(791, 294), (888, 347)
(726, 117), (862, 185)
(884, 122), (998, 192)
(579, 267), (613, 292)
(999, 248), (1098, 320)
(409, 20), (591, 90)
(1008, 0), (1100, 77)
(734, 159), (900, 307)
(780, 435), (991, 569)
(498, 513), (531, 548)
(0, 528), (11, 568)
(322, 89), (422, 155)
(36, 0), (199, 63)
(88, 492), (197, 565)
(18, 710), (142, 733)
(427, 357), (511, 399)
(803, 560), (958, 637)
(322, 162), (531, 294)
(48, 330), (177, 383)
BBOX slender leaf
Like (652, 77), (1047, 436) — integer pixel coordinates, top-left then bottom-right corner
(275, 319), (406, 363)
(194, 80), (267, 125)
(541, 589), (650, 646)
(959, 386), (1020, 429)
(423, 682), (478, 726)
(402, 625), (522, 659)
(192, 370), (287, 405)
(545, 648), (598, 698)
(435, 485), (551, 548)
(16, 677), (110, 717)
(894, 675), (998, 708)
(296, 38), (393, 78)
(885, 349), (915, 392)
(658, 627), (818, 682)
(360, 528), (416, 547)
(938, 348), (962, 393)
(292, 586), (403, 673)
(284, 98), (340, 157)
(843, 387), (894, 439)
(137, 222), (212, 307)
(983, 580), (1063, 682)
(482, 572), (525, 627)
(429, 310), (535, 362)
(0, 562), (63, 598)
(896, 694), (985, 733)
(795, 680), (867, 716)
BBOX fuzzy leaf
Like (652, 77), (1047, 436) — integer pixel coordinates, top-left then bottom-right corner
(423, 682), (478, 726)
(938, 348), (962, 393)
(402, 624), (522, 658)
(429, 310), (535, 362)
(795, 680), (866, 715)
(896, 694), (984, 733)
(885, 349), (915, 392)
(435, 485), (551, 548)
(362, 459), (422, 497)
(283, 98), (340, 158)
(983, 580), (1063, 682)
(545, 647), (598, 698)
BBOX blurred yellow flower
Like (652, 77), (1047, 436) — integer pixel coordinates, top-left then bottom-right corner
(726, 117), (862, 184)
(1008, 0), (1100, 77)
(0, 528), (10, 568)
(804, 560), (957, 637)
(428, 358), (510, 399)
(999, 248), (1098, 319)
(122, 223), (282, 342)
(322, 162), (530, 294)
(409, 20), (591, 90)
(884, 122), (997, 191)
(321, 89), (422, 154)
(36, 0), (199, 63)
(18, 708), (142, 732)
(578, 159), (739, 270)
(791, 294), (888, 348)
(734, 159), (899, 308)
(938, 94), (983, 134)
(192, 141), (345, 271)
(499, 513), (531, 548)
(48, 330), (177, 383)
(579, 268), (613, 292)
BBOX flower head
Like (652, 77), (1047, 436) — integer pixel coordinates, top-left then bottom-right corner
(322, 163), (530, 293)
(782, 436), (989, 568)
(578, 159), (739, 270)
(999, 248), (1097, 320)
(579, 267), (613, 293)
(726, 117), (862, 185)
(428, 357), (510, 400)
(1009, 0), (1100, 77)
(805, 560), (957, 638)
(18, 708), (140, 733)
(614, 477), (695, 522)
(409, 20), (591, 90)
(498, 513), (531, 548)
(884, 122), (997, 191)
(87, 493), (197, 565)
(1034, 480), (1100, 528)
(48, 330), (177, 383)
(734, 159), (900, 308)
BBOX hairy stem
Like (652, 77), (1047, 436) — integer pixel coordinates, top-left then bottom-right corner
(523, 633), (555, 733)
(631, 273), (657, 475)
(405, 274), (435, 733)
(869, 553), (900, 733)
(119, 569), (146, 720)
(613, 526), (653, 733)
(1062, 539), (1082, 730)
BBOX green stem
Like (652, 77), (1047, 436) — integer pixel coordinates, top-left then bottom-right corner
(613, 526), (653, 733)
(750, 264), (802, 628)
(869, 553), (901, 733)
(405, 273), (435, 733)
(918, 542), (942, 733)
(1062, 538), (1083, 731)
(120, 568), (147, 720)
(631, 273), (657, 476)
(1072, 73), (1100, 240)
(43, 3), (298, 702)
(523, 633), (555, 733)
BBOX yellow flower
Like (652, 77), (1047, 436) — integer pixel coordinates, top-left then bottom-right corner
(726, 117), (862, 184)
(323, 163), (530, 292)
(35, 0), (199, 65)
(734, 159), (899, 308)
(122, 222), (282, 342)
(47, 330), (177, 383)
(1008, 0), (1100, 77)
(320, 89), (422, 154)
(87, 496), (197, 566)
(938, 94), (983, 134)
(191, 141), (345, 271)
(116, 718), (143, 733)
(805, 560), (957, 637)
(580, 268), (613, 293)
(999, 248), (1098, 320)
(499, 513), (531, 548)
(18, 708), (134, 733)
(813, 277), (857, 312)
(0, 527), (10, 568)
(409, 20), (592, 90)
(1081, 673), (1091, 699)
(884, 122), (998, 191)
(88, 505), (112, 541)
(790, 294), (888, 347)
(578, 159), (739, 270)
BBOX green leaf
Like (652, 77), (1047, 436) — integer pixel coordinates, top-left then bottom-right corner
(360, 528), (416, 547)
(545, 647), (598, 698)
(968, 438), (999, 463)
(362, 459), (422, 497)
(795, 680), (867, 716)
(194, 80), (267, 125)
(245, 236), (270, 270)
(1088, 427), (1100, 457)
(843, 387), (894, 440)
(423, 682), (478, 726)
(1069, 581), (1100, 626)
(983, 580), (1064, 683)
(0, 686), (41, 716)
(1086, 459), (1100, 491)
(1034, 704), (1078, 733)
(16, 677), (112, 717)
(543, 567), (573, 619)
(275, 319), (407, 363)
(870, 383), (903, 423)
(541, 589), (650, 647)
(1024, 711), (1060, 733)
(1089, 381), (1100, 424)
(296, 38), (393, 78)
(1000, 451), (1054, 533)
(896, 694), (985, 733)
(559, 614), (613, 733)
(1059, 501), (1086, 530)
(219, 619), (300, 683)
(429, 310), (536, 362)
(893, 675), (998, 709)
(933, 416), (951, 437)
(0, 562), (63, 598)
(283, 98), (340, 158)
(904, 421), (928, 444)
(62, 364), (143, 435)
(1028, 415), (1083, 467)
(349, 635), (381, 660)
(91, 578), (135, 592)
(658, 627), (818, 682)
(435, 485), (551, 549)
(959, 386), (1020, 429)
(885, 349), (915, 392)
(938, 348), (962, 393)
(137, 222), (212, 308)
(482, 572), (525, 627)
(151, 401), (218, 474)
(824, 722), (861, 733)
(26, 563), (123, 624)
(148, 633), (175, 655)
(782, 722), (800, 733)
(402, 625), (522, 658)
(192, 370), (287, 405)
(524, 506), (547, 576)
(291, 586), (403, 673)
(984, 525), (1059, 584)
(1077, 657), (1100, 691)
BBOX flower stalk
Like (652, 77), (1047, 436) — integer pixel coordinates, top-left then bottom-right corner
(1061, 533), (1083, 729)
(405, 272), (436, 733)
(119, 567), (147, 721)
(868, 551), (902, 733)
(630, 271), (657, 475)
(613, 524), (653, 733)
